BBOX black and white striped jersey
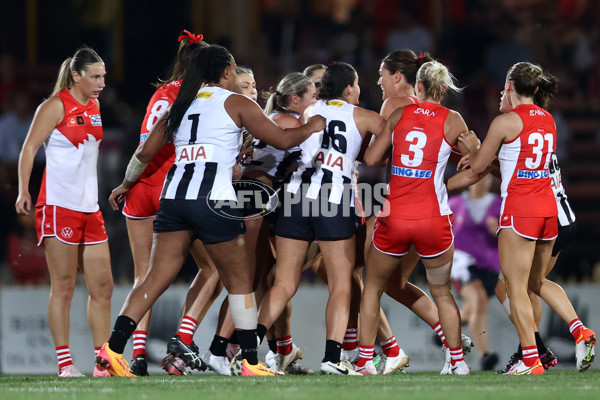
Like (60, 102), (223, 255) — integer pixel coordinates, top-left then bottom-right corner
(242, 110), (301, 188)
(286, 99), (362, 205)
(549, 153), (576, 226)
(161, 86), (243, 201)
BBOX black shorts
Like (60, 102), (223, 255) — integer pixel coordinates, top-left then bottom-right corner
(154, 198), (246, 244)
(466, 266), (499, 297)
(275, 197), (359, 241)
(552, 221), (576, 257)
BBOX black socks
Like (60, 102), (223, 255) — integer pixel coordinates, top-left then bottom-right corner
(108, 315), (137, 354)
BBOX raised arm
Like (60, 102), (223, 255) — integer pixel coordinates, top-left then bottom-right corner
(16, 98), (63, 215)
(227, 94), (325, 150)
(459, 112), (521, 174)
(363, 106), (403, 167)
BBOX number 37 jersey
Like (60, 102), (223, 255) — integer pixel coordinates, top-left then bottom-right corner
(387, 102), (453, 219)
(286, 99), (362, 205)
(498, 104), (557, 217)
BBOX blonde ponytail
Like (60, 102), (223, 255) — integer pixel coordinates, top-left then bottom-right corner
(417, 61), (462, 101)
(50, 47), (103, 97)
(51, 57), (74, 96)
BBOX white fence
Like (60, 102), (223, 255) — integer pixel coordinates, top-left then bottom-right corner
(1, 283), (598, 375)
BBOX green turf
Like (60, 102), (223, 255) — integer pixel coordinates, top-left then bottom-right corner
(1, 371), (600, 400)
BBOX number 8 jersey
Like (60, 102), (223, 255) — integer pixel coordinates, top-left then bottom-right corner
(498, 104), (557, 217)
(286, 99), (362, 205)
(387, 102), (453, 219)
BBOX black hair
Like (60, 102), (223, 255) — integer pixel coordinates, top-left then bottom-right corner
(318, 62), (357, 100)
(156, 35), (209, 88)
(166, 44), (234, 139)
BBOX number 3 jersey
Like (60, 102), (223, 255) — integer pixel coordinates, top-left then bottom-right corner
(387, 101), (453, 219)
(137, 80), (180, 186)
(498, 104), (557, 217)
(286, 99), (362, 205)
(161, 86), (242, 201)
(37, 89), (103, 212)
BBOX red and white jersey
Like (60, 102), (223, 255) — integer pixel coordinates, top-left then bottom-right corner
(37, 89), (103, 212)
(137, 80), (179, 186)
(386, 102), (453, 219)
(498, 104), (557, 217)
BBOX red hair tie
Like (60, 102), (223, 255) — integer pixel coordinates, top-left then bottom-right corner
(418, 52), (423, 60)
(178, 30), (204, 44)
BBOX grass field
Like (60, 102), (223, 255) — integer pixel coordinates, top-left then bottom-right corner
(1, 371), (600, 400)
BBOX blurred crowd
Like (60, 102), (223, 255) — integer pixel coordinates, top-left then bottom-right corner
(1, 0), (599, 285)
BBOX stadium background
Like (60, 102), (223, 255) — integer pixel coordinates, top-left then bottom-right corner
(0, 0), (598, 373)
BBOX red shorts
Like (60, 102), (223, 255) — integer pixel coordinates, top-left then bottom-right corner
(498, 214), (558, 240)
(122, 182), (161, 219)
(372, 214), (454, 258)
(35, 205), (108, 245)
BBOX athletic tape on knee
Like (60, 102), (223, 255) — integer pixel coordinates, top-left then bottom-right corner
(228, 293), (258, 330)
(426, 261), (452, 285)
(501, 297), (511, 316)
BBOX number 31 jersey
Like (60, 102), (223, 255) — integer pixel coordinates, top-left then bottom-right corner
(387, 102), (452, 219)
(286, 99), (362, 205)
(498, 104), (557, 217)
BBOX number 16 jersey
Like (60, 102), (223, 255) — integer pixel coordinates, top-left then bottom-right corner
(286, 99), (362, 205)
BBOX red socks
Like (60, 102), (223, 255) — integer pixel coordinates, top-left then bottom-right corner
(342, 325), (358, 351)
(56, 346), (73, 371)
(381, 336), (400, 357)
(132, 330), (148, 358)
(276, 335), (293, 356)
(522, 345), (539, 367)
(178, 316), (198, 345)
(355, 344), (374, 368)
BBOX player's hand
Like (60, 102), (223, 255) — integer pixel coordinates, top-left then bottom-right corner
(458, 130), (481, 153)
(307, 115), (326, 132)
(109, 184), (132, 211)
(457, 153), (471, 171)
(15, 192), (32, 215)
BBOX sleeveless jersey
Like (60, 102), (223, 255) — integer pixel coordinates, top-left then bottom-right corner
(498, 104), (557, 217)
(138, 80), (179, 186)
(386, 102), (453, 219)
(37, 89), (103, 212)
(161, 86), (242, 201)
(286, 99), (363, 205)
(548, 153), (575, 226)
(242, 111), (301, 182)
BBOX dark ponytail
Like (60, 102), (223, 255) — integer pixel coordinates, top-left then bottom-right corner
(156, 36), (209, 88)
(507, 62), (558, 109)
(382, 50), (433, 87)
(166, 44), (234, 139)
(318, 62), (357, 101)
